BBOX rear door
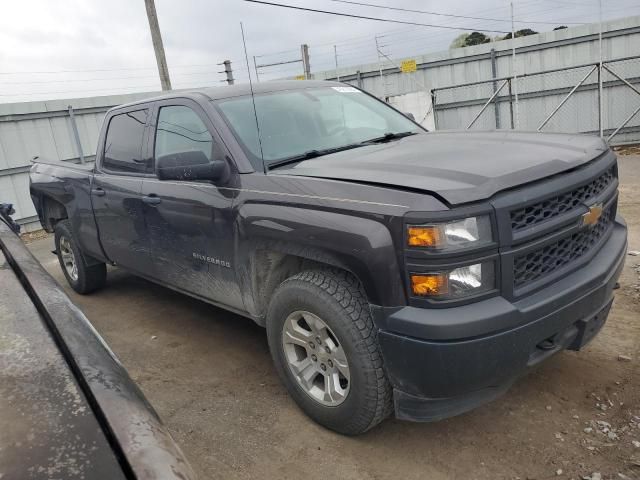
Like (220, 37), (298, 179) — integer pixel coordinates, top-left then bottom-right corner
(140, 100), (243, 310)
(92, 106), (155, 277)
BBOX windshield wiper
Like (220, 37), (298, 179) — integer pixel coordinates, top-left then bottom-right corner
(360, 131), (418, 145)
(267, 143), (368, 170)
(267, 131), (419, 171)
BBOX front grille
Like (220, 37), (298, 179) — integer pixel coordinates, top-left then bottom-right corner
(513, 203), (614, 289)
(510, 166), (615, 232)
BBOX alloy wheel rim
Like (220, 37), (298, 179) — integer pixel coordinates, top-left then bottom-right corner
(281, 310), (350, 406)
(59, 236), (78, 281)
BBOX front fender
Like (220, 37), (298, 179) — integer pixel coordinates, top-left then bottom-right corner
(237, 203), (405, 311)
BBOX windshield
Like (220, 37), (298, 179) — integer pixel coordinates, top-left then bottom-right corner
(213, 86), (423, 168)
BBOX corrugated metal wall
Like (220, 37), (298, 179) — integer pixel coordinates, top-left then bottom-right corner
(315, 15), (640, 143)
(1, 16), (639, 230)
(0, 92), (161, 229)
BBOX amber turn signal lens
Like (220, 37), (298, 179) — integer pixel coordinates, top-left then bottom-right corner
(407, 226), (443, 248)
(410, 274), (449, 297)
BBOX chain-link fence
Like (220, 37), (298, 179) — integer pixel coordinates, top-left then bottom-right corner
(432, 55), (640, 145)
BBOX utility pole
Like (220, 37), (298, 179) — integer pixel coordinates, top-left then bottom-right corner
(334, 45), (340, 81)
(301, 44), (311, 80)
(144, 0), (172, 90)
(219, 60), (234, 85)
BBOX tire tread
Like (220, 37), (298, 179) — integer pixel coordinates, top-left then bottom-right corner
(276, 268), (393, 434)
(54, 220), (106, 294)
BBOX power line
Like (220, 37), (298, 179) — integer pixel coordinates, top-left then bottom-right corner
(0, 62), (246, 76)
(252, 0), (550, 58)
(0, 84), (162, 97)
(0, 69), (229, 86)
(243, 0), (512, 33)
(324, 0), (586, 25)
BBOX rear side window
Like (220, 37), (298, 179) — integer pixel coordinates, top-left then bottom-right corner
(103, 109), (148, 173)
(154, 105), (216, 167)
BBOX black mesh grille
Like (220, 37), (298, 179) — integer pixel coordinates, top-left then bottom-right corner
(513, 204), (614, 289)
(510, 167), (615, 232)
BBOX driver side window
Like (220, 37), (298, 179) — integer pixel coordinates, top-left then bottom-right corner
(154, 105), (216, 168)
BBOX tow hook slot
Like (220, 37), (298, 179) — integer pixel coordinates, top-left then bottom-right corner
(537, 337), (557, 351)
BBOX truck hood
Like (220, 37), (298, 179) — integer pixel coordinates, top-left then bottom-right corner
(274, 131), (610, 205)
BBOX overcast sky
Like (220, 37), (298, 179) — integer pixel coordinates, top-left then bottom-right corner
(1, 0), (638, 103)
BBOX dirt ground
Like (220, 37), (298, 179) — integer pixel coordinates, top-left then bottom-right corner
(26, 155), (640, 480)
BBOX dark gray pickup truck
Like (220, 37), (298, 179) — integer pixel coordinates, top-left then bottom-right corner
(29, 80), (627, 435)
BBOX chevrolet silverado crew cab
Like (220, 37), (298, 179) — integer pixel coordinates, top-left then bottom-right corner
(30, 80), (627, 435)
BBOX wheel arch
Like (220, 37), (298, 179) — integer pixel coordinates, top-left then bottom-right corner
(236, 204), (407, 322)
(244, 245), (375, 324)
(39, 195), (69, 233)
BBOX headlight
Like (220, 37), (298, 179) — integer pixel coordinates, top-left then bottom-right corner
(410, 262), (495, 299)
(407, 215), (492, 250)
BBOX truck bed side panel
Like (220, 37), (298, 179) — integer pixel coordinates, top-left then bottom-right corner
(30, 163), (107, 262)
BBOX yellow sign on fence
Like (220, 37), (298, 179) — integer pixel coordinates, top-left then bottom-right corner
(294, 75), (306, 80)
(400, 59), (417, 73)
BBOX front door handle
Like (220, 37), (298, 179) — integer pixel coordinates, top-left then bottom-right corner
(91, 187), (106, 197)
(142, 195), (162, 205)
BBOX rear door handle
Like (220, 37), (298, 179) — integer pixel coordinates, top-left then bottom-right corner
(91, 187), (106, 197)
(142, 195), (162, 205)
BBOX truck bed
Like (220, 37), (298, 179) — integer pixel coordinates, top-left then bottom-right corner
(31, 155), (95, 172)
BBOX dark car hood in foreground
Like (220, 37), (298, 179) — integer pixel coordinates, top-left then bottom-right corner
(275, 131), (610, 205)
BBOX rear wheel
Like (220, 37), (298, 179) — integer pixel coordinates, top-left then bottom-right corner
(267, 269), (392, 435)
(54, 220), (106, 294)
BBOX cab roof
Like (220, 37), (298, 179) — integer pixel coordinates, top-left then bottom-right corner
(111, 80), (346, 111)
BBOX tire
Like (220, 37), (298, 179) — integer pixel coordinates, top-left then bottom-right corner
(54, 220), (106, 294)
(266, 269), (392, 435)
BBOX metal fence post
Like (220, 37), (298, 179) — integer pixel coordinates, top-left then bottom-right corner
(508, 79), (515, 129)
(356, 70), (363, 88)
(602, 62), (640, 142)
(67, 105), (85, 164)
(467, 80), (509, 129)
(490, 48), (501, 129)
(537, 65), (598, 131)
(598, 62), (603, 137)
(431, 90), (438, 130)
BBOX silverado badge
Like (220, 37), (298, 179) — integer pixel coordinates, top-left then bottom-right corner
(581, 203), (603, 228)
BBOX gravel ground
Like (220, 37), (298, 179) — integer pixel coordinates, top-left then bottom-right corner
(26, 154), (640, 480)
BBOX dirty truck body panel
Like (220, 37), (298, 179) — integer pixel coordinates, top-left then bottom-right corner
(29, 80), (627, 423)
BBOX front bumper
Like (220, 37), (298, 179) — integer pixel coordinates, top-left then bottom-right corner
(374, 220), (627, 422)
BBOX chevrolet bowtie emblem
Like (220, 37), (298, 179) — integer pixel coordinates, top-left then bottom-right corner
(581, 203), (603, 228)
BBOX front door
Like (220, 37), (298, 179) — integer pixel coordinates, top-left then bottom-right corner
(92, 107), (155, 278)
(141, 101), (243, 309)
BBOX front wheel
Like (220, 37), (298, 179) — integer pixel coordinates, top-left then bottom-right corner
(54, 220), (106, 294)
(267, 269), (392, 435)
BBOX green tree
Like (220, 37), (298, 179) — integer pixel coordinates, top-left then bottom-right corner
(450, 33), (469, 48)
(503, 28), (539, 40)
(465, 31), (492, 46)
(450, 32), (491, 48)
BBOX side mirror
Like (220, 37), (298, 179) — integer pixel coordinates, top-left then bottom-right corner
(404, 112), (416, 121)
(156, 151), (229, 183)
